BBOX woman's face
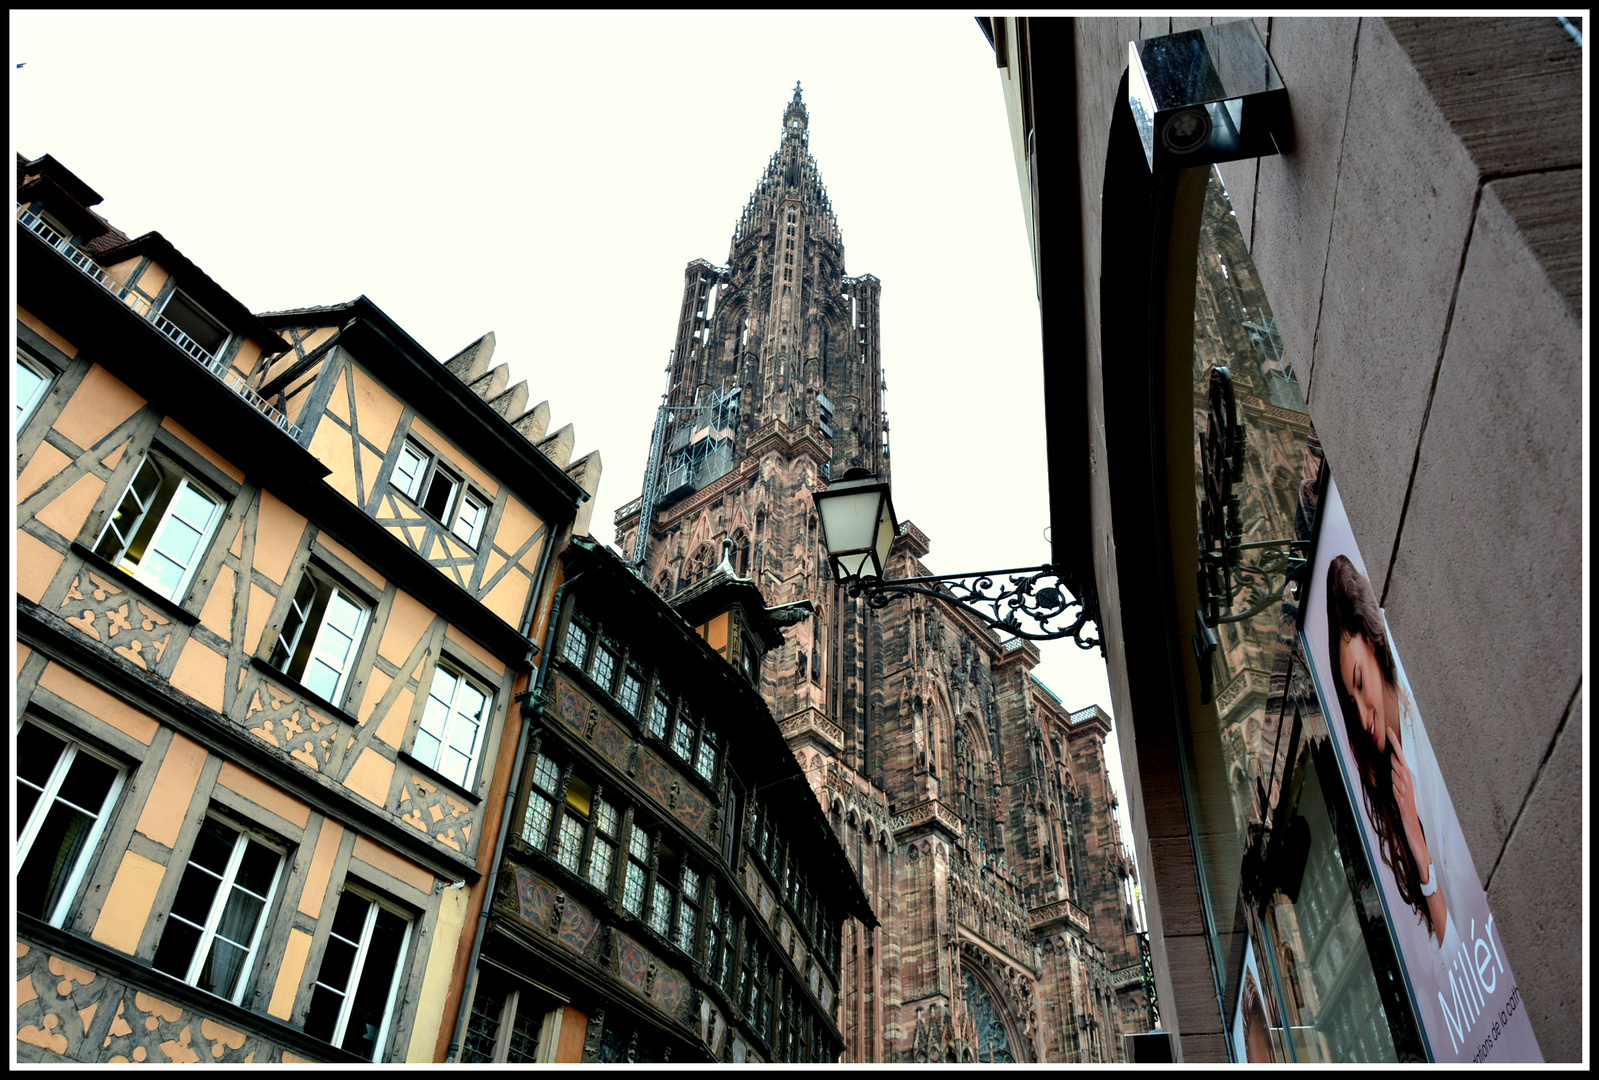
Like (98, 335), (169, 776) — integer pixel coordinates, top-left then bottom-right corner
(1339, 630), (1389, 754)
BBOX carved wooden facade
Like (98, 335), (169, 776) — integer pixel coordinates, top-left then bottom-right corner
(464, 538), (873, 1063)
(15, 154), (596, 1063)
(612, 89), (1147, 1062)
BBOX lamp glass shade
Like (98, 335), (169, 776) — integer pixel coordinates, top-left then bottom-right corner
(813, 472), (897, 582)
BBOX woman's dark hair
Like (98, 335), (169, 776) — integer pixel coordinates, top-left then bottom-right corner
(1240, 969), (1273, 1062)
(1325, 554), (1436, 937)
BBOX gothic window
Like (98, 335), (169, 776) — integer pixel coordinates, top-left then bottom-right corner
(732, 529), (751, 575)
(955, 721), (987, 849)
(964, 972), (1016, 1063)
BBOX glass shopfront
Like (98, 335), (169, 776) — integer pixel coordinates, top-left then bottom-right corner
(1174, 168), (1425, 1062)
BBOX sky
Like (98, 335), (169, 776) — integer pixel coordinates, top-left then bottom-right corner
(12, 11), (1133, 850)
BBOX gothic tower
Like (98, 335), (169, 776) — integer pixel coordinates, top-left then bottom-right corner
(616, 87), (1147, 1064)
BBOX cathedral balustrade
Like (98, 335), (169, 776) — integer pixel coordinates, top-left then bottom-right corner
(1027, 896), (1094, 937)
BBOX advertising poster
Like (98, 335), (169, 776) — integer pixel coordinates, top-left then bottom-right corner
(1231, 936), (1280, 1063)
(1301, 477), (1541, 1063)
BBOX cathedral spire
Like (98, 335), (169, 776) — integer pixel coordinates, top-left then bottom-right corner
(783, 80), (809, 134)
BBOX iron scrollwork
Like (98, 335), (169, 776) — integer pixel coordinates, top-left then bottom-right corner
(843, 564), (1103, 652)
(1194, 367), (1306, 701)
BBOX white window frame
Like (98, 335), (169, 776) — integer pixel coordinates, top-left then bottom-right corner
(267, 566), (370, 705)
(93, 454), (224, 602)
(413, 663), (491, 788)
(306, 885), (412, 1062)
(391, 441), (431, 502)
(16, 348), (53, 430)
(14, 720), (127, 927)
(450, 488), (489, 547)
(153, 817), (283, 1005)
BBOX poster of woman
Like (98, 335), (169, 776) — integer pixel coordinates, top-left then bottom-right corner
(1301, 476), (1541, 1063)
(1231, 937), (1278, 1063)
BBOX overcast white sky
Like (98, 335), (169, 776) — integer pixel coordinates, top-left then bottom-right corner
(14, 11), (1136, 848)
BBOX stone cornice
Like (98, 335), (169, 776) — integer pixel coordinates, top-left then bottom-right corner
(891, 798), (963, 842)
(780, 707), (844, 754)
(1027, 896), (1094, 937)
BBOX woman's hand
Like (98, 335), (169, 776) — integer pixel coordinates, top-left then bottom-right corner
(1392, 741), (1428, 870)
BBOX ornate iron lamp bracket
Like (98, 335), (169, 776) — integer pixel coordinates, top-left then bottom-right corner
(842, 564), (1103, 652)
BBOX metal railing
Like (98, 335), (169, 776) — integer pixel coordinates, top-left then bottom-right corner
(18, 208), (303, 442)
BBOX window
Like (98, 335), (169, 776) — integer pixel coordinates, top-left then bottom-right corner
(622, 822), (651, 917)
(694, 726), (719, 783)
(676, 864), (702, 955)
(304, 886), (411, 1061)
(706, 892), (734, 991)
(589, 796), (620, 893)
(522, 752), (561, 849)
(562, 618), (591, 669)
(649, 844), (678, 939)
(414, 664), (490, 788)
(159, 288), (230, 357)
(555, 775), (591, 873)
(94, 454), (224, 602)
(15, 349), (52, 430)
(390, 439), (487, 545)
(451, 490), (488, 547)
(15, 722), (125, 926)
(671, 708), (697, 762)
(647, 687), (671, 740)
(152, 816), (283, 1003)
(460, 976), (549, 1063)
(267, 567), (369, 704)
(616, 667), (643, 716)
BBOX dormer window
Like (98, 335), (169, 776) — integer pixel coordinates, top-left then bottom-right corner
(159, 288), (231, 358)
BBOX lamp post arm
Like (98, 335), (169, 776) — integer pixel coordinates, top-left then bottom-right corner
(842, 563), (1103, 652)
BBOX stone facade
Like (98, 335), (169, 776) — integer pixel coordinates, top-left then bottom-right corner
(615, 87), (1148, 1063)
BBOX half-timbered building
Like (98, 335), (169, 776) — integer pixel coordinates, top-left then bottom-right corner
(15, 152), (598, 1063)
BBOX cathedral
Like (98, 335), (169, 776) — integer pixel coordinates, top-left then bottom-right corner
(614, 85), (1150, 1063)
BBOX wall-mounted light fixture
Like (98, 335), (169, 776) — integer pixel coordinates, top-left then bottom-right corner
(1129, 20), (1289, 172)
(812, 469), (1102, 651)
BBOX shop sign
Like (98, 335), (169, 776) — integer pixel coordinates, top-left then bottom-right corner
(1301, 478), (1541, 1063)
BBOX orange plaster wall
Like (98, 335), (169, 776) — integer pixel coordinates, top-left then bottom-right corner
(17, 641), (33, 673)
(252, 490), (305, 587)
(344, 748), (396, 809)
(298, 821), (345, 918)
(168, 639), (228, 712)
(134, 732), (209, 848)
(309, 417), (360, 505)
(351, 835), (434, 895)
(407, 416), (499, 497)
(158, 417), (245, 484)
(17, 305), (79, 357)
(197, 563), (237, 643)
(444, 624), (502, 675)
(230, 338), (262, 379)
(377, 591), (435, 669)
(16, 441), (72, 509)
(315, 533), (384, 590)
(37, 663), (159, 745)
(347, 366), (407, 466)
(31, 471), (106, 543)
(15, 529), (66, 605)
(216, 761), (310, 829)
(267, 928), (314, 1021)
(54, 364), (147, 455)
(245, 583), (277, 658)
(482, 537), (539, 629)
(91, 851), (166, 955)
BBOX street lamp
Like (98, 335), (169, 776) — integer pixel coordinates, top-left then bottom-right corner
(813, 469), (1103, 651)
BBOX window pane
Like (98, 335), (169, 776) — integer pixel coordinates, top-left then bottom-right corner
(151, 920), (204, 979)
(649, 881), (673, 937)
(16, 723), (67, 790)
(168, 866), (223, 926)
(17, 802), (95, 919)
(317, 936), (360, 993)
(648, 694), (670, 739)
(556, 816), (584, 872)
(589, 840), (615, 892)
(233, 839), (279, 896)
(593, 799), (618, 836)
(617, 672), (642, 715)
(563, 620), (590, 668)
(341, 906), (408, 1060)
(591, 645), (617, 689)
(695, 729), (719, 782)
(392, 445), (427, 500)
(523, 793), (554, 847)
(16, 353), (48, 428)
(531, 753), (561, 794)
(190, 818), (238, 873)
(197, 936), (249, 999)
(421, 469), (458, 521)
(304, 983), (347, 1044)
(506, 993), (543, 1062)
(623, 863), (646, 915)
(459, 986), (504, 1064)
(673, 712), (697, 760)
(212, 889), (265, 947)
